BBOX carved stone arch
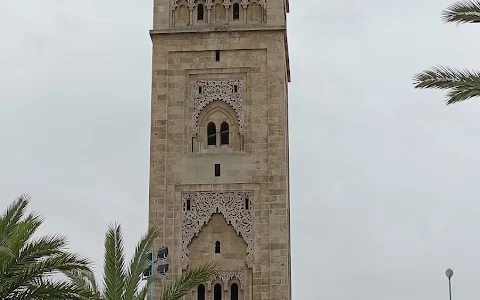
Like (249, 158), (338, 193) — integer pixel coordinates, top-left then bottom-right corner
(191, 79), (244, 137)
(198, 101), (237, 130)
(181, 191), (254, 270)
(231, 0), (242, 21)
(206, 271), (244, 291)
(176, 1), (189, 25)
(197, 101), (239, 149)
(213, 0), (226, 23)
(195, 0), (206, 23)
(247, 1), (260, 22)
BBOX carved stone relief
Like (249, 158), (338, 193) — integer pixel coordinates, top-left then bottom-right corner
(181, 191), (254, 270)
(191, 79), (245, 136)
(206, 270), (244, 291)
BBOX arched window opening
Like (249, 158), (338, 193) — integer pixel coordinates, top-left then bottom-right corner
(207, 122), (216, 146)
(220, 122), (229, 145)
(230, 283), (239, 300)
(215, 241), (221, 253)
(232, 3), (240, 20)
(197, 4), (204, 21)
(214, 283), (222, 300)
(198, 284), (206, 300)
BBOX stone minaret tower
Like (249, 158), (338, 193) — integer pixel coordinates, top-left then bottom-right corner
(148, 0), (291, 299)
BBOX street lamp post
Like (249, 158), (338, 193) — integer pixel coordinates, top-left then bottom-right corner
(445, 268), (454, 300)
(142, 246), (169, 300)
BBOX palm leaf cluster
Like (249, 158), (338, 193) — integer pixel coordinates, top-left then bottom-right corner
(413, 0), (480, 104)
(0, 194), (94, 300)
(66, 223), (220, 300)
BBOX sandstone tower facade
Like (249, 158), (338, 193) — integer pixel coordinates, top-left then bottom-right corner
(148, 0), (291, 299)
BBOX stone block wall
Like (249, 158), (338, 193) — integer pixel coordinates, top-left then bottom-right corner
(148, 29), (290, 300)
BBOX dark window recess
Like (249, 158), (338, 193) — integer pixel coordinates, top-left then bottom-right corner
(215, 241), (221, 253)
(215, 164), (220, 177)
(230, 283), (239, 300)
(215, 50), (220, 61)
(186, 200), (191, 211)
(207, 122), (216, 146)
(198, 284), (206, 300)
(234, 85), (238, 93)
(197, 4), (204, 20)
(244, 197), (249, 210)
(214, 283), (222, 300)
(220, 122), (229, 145)
(232, 3), (240, 20)
(199, 86), (202, 93)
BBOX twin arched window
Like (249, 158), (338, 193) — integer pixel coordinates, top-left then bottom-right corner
(206, 122), (229, 147)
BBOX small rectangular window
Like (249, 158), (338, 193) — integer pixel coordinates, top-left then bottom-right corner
(234, 85), (238, 93)
(199, 86), (202, 94)
(215, 164), (220, 177)
(244, 197), (249, 210)
(215, 50), (220, 61)
(186, 200), (191, 211)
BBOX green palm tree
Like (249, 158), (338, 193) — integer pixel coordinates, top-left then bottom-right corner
(413, 0), (480, 104)
(0, 194), (95, 300)
(66, 223), (219, 300)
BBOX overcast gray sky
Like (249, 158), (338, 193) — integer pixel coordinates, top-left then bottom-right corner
(2, 0), (480, 299)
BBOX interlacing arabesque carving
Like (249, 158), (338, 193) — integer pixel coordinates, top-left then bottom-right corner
(191, 79), (244, 136)
(206, 270), (244, 291)
(181, 191), (254, 269)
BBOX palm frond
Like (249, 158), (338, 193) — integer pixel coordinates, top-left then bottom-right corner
(123, 227), (159, 300)
(1, 252), (91, 297)
(413, 65), (480, 104)
(6, 277), (97, 300)
(132, 282), (150, 300)
(0, 194), (30, 238)
(160, 263), (220, 300)
(64, 269), (101, 300)
(11, 213), (43, 253)
(103, 223), (126, 300)
(441, 0), (480, 24)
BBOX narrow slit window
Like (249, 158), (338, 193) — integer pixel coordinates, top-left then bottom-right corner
(215, 241), (221, 253)
(215, 164), (220, 177)
(197, 4), (204, 21)
(199, 86), (202, 94)
(220, 122), (229, 145)
(234, 85), (238, 93)
(244, 197), (249, 210)
(232, 3), (240, 20)
(186, 200), (191, 211)
(230, 283), (239, 300)
(215, 50), (220, 61)
(207, 122), (216, 146)
(198, 284), (206, 300)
